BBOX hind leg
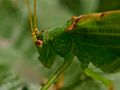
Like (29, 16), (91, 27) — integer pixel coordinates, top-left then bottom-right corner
(85, 68), (114, 90)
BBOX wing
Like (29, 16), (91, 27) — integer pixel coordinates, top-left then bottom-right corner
(65, 10), (120, 73)
(66, 10), (120, 47)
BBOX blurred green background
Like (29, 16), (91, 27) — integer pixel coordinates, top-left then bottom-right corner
(1, 0), (120, 90)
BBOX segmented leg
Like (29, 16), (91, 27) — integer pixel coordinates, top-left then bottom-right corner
(85, 68), (114, 90)
(40, 56), (73, 90)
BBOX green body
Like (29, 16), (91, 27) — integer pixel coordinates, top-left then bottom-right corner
(71, 10), (120, 73)
(37, 10), (120, 73)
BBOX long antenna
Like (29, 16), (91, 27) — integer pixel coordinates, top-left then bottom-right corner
(26, 0), (33, 32)
(34, 0), (37, 30)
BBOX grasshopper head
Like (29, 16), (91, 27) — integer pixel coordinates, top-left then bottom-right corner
(34, 30), (56, 68)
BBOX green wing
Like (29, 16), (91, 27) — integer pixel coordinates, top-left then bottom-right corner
(65, 10), (120, 73)
(66, 10), (120, 47)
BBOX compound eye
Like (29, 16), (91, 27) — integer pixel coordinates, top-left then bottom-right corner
(36, 39), (43, 46)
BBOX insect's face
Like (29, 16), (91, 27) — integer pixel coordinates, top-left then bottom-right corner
(32, 29), (44, 47)
(35, 31), (55, 68)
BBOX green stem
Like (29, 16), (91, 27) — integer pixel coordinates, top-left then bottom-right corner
(40, 60), (72, 90)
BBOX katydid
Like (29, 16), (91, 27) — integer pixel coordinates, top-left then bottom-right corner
(27, 0), (120, 90)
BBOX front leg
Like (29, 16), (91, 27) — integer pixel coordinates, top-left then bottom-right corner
(85, 68), (114, 90)
(40, 54), (74, 90)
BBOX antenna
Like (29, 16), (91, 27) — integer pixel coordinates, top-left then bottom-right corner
(34, 0), (37, 30)
(26, 0), (33, 32)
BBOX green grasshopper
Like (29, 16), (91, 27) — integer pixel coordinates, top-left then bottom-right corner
(27, 0), (120, 90)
